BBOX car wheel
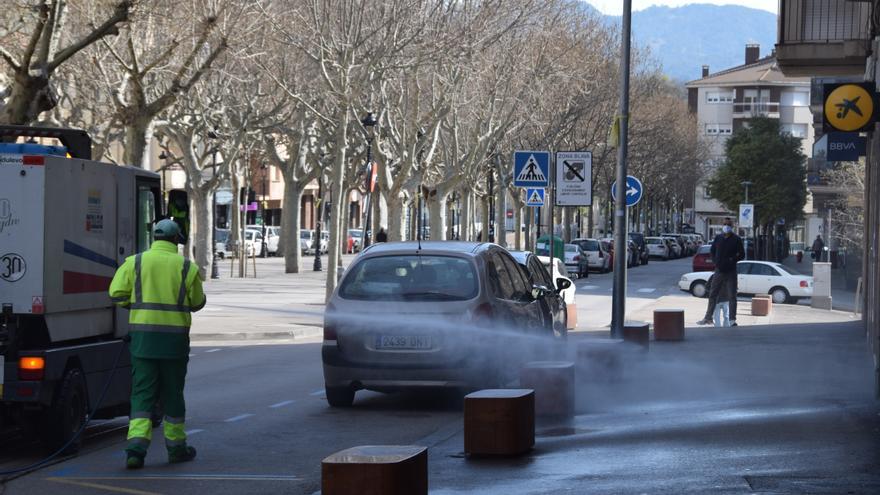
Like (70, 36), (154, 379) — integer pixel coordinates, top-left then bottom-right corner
(42, 368), (88, 453)
(690, 280), (708, 298)
(325, 386), (355, 407)
(770, 287), (790, 304)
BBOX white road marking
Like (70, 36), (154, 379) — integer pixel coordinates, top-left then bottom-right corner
(269, 400), (296, 408)
(637, 288), (656, 293)
(188, 354), (195, 358)
(310, 389), (325, 397)
(224, 413), (255, 423)
(204, 349), (221, 353)
(581, 285), (600, 290)
(185, 429), (205, 435)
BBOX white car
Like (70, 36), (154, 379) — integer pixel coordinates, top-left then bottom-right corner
(539, 256), (577, 330)
(301, 230), (329, 255)
(678, 260), (813, 304)
(243, 229), (264, 257)
(571, 238), (610, 273)
(563, 243), (589, 278)
(662, 236), (683, 258)
(247, 226), (279, 256)
(646, 236), (670, 259)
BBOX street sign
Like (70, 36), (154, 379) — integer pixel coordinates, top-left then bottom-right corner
(823, 82), (876, 133)
(610, 175), (643, 207)
(525, 188), (545, 207)
(513, 150), (550, 187)
(739, 203), (754, 229)
(215, 190), (233, 205)
(826, 132), (866, 161)
(555, 151), (592, 206)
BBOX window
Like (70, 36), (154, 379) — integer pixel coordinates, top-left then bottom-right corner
(529, 258), (553, 287)
(706, 91), (734, 104)
(704, 124), (733, 135)
(338, 255), (478, 301)
(780, 123), (808, 138)
(488, 253), (517, 300)
(736, 262), (753, 275)
(750, 264), (780, 276)
(781, 91), (809, 107)
(500, 253), (531, 299)
(136, 185), (156, 252)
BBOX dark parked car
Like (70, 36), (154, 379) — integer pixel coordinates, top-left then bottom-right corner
(628, 232), (649, 265)
(692, 244), (714, 272)
(510, 251), (570, 339)
(322, 242), (560, 406)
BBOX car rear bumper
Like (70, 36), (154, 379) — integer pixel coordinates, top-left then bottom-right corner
(322, 343), (486, 390)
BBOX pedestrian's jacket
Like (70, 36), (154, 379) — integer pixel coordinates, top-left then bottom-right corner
(710, 233), (745, 273)
(109, 240), (206, 359)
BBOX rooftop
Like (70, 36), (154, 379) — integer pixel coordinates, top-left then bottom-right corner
(686, 55), (811, 88)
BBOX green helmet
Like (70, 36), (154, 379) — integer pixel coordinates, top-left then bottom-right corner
(153, 219), (182, 243)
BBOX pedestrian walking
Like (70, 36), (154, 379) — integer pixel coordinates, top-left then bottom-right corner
(697, 218), (744, 327)
(376, 227), (388, 243)
(811, 235), (825, 261)
(109, 219), (206, 469)
(711, 275), (731, 328)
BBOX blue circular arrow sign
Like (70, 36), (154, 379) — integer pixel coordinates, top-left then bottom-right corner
(610, 175), (643, 207)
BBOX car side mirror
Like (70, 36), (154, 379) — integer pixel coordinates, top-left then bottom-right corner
(555, 277), (572, 292)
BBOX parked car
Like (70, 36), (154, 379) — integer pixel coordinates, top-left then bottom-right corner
(511, 251), (570, 337)
(322, 242), (560, 406)
(628, 232), (649, 265)
(563, 243), (589, 278)
(600, 239), (615, 270)
(679, 260), (813, 304)
(627, 239), (641, 268)
(662, 236), (682, 258)
(347, 229), (364, 253)
(302, 230), (330, 255)
(247, 225), (279, 256)
(243, 229), (264, 257)
(214, 229), (230, 259)
(571, 238), (610, 273)
(539, 256), (577, 331)
(646, 236), (670, 260)
(692, 244), (715, 272)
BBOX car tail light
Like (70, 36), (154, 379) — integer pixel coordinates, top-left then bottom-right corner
(573, 255), (580, 261)
(470, 303), (493, 326)
(323, 302), (338, 341)
(19, 357), (45, 381)
(800, 280), (808, 288)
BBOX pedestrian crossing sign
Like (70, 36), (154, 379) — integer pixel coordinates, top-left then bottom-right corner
(525, 188), (545, 207)
(513, 150), (550, 187)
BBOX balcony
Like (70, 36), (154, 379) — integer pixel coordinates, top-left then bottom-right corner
(732, 102), (781, 117)
(776, 0), (875, 77)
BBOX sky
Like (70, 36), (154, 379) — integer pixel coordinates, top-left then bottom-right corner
(584, 0), (778, 16)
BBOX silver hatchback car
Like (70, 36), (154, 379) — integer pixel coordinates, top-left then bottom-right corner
(322, 241), (556, 406)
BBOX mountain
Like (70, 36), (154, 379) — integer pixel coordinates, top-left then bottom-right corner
(603, 4), (778, 83)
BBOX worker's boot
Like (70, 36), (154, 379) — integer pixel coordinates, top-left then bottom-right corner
(168, 445), (197, 464)
(126, 451), (145, 469)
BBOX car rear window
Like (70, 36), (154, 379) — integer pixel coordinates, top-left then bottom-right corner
(339, 255), (478, 301)
(564, 244), (578, 252)
(576, 240), (599, 251)
(301, 231), (312, 239)
(698, 245), (711, 254)
(646, 238), (661, 244)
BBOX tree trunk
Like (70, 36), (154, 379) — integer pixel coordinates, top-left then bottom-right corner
(325, 115), (348, 301)
(1, 73), (52, 125)
(563, 207), (571, 243)
(189, 187), (212, 280)
(514, 205), (522, 250)
(495, 187), (506, 248)
(428, 193), (447, 241)
(481, 195), (490, 242)
(386, 192), (406, 241)
(461, 191), (472, 241)
(123, 117), (155, 169)
(282, 180), (305, 273)
(524, 205), (533, 251)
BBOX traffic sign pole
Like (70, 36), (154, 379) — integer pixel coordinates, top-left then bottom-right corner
(611, 0), (632, 339)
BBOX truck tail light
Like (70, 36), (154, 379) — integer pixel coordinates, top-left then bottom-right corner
(19, 357), (45, 380)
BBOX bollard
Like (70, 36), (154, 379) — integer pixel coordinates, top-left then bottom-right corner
(751, 296), (771, 316)
(322, 445), (427, 495)
(519, 362), (575, 417)
(653, 309), (685, 341)
(577, 339), (625, 382)
(464, 389), (535, 456)
(622, 321), (650, 350)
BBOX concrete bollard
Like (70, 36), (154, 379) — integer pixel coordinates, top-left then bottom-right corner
(577, 339), (625, 382)
(322, 445), (428, 495)
(622, 321), (650, 349)
(519, 362), (575, 417)
(464, 389), (535, 456)
(653, 309), (685, 341)
(751, 296), (771, 316)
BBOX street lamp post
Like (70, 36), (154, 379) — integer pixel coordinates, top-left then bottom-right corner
(742, 180), (752, 261)
(487, 163), (495, 243)
(260, 163), (268, 258)
(159, 151), (169, 205)
(314, 175), (324, 271)
(361, 112), (378, 249)
(206, 130), (220, 279)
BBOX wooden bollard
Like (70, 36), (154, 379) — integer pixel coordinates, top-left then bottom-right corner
(464, 389), (534, 456)
(622, 321), (650, 349)
(751, 296), (772, 316)
(577, 340), (625, 382)
(519, 362), (575, 417)
(322, 445), (428, 495)
(653, 309), (685, 341)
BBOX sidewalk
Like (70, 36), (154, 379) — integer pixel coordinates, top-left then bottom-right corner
(780, 255), (859, 312)
(426, 320), (879, 494)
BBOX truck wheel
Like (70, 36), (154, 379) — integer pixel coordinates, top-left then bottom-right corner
(325, 386), (355, 407)
(43, 368), (88, 454)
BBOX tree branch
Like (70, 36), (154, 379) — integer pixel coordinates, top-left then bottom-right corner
(48, 0), (131, 72)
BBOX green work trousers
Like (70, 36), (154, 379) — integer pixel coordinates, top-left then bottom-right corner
(126, 356), (189, 456)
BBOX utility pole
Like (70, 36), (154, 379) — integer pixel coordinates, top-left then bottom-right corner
(611, 0), (633, 338)
(742, 180), (752, 260)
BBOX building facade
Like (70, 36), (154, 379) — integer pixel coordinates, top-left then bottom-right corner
(686, 44), (816, 241)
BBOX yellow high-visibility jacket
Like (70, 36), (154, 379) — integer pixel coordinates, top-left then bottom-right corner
(109, 241), (206, 359)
